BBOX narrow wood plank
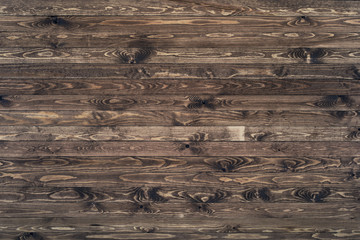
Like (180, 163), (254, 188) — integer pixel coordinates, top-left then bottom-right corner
(1, 0), (359, 16)
(1, 78), (360, 96)
(3, 232), (360, 240)
(1, 95), (360, 111)
(1, 202), (358, 219)
(0, 48), (358, 64)
(0, 126), (359, 141)
(0, 110), (359, 126)
(0, 216), (358, 233)
(1, 31), (360, 48)
(0, 156), (355, 173)
(0, 141), (359, 157)
(0, 64), (356, 80)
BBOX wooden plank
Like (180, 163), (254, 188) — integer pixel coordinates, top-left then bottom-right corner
(0, 47), (358, 64)
(0, 185), (357, 203)
(0, 156), (355, 172)
(0, 126), (245, 141)
(0, 110), (359, 126)
(1, 0), (359, 16)
(0, 202), (359, 219)
(0, 126), (359, 141)
(1, 31), (360, 48)
(0, 216), (358, 233)
(1, 95), (360, 111)
(0, 64), (356, 80)
(1, 79), (360, 96)
(0, 141), (359, 157)
(1, 16), (360, 33)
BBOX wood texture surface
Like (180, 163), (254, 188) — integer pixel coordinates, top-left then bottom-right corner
(0, 0), (359, 239)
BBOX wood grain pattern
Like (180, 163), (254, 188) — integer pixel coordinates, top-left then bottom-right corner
(1, 126), (360, 141)
(0, 47), (358, 64)
(1, 0), (360, 16)
(1, 0), (359, 239)
(1, 110), (360, 126)
(1, 95), (360, 111)
(0, 64), (357, 80)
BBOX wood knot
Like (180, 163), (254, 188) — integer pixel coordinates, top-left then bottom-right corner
(242, 187), (271, 201)
(346, 169), (360, 181)
(217, 224), (241, 233)
(348, 66), (360, 80)
(314, 95), (354, 108)
(134, 226), (157, 233)
(206, 157), (254, 172)
(287, 16), (317, 26)
(272, 66), (288, 77)
(292, 187), (331, 202)
(328, 111), (348, 119)
(17, 232), (44, 240)
(346, 128), (360, 140)
(117, 48), (154, 64)
(176, 141), (204, 155)
(247, 132), (271, 141)
(0, 95), (13, 107)
(84, 201), (106, 213)
(32, 16), (79, 29)
(280, 159), (306, 172)
(287, 48), (330, 64)
(186, 96), (216, 110)
(180, 189), (231, 214)
(128, 187), (167, 203)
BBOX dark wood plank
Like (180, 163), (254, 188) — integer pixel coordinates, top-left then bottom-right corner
(1, 16), (359, 33)
(0, 126), (360, 141)
(0, 47), (358, 64)
(0, 141), (359, 157)
(1, 31), (359, 48)
(1, 0), (360, 16)
(0, 155), (355, 172)
(0, 110), (359, 126)
(2, 79), (360, 96)
(0, 64), (357, 80)
(1, 95), (360, 111)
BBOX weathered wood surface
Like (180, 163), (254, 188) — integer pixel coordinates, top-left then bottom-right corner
(0, 47), (358, 64)
(0, 0), (359, 239)
(0, 126), (359, 141)
(1, 0), (360, 16)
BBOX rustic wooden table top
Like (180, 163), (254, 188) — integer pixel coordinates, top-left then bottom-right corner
(0, 0), (360, 239)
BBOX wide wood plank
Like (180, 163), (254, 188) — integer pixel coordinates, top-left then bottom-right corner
(1, 95), (360, 111)
(0, 110), (359, 126)
(2, 79), (360, 96)
(1, 31), (360, 48)
(1, 0), (360, 16)
(1, 16), (359, 33)
(0, 64), (357, 80)
(0, 47), (358, 64)
(0, 126), (359, 141)
(0, 141), (359, 157)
